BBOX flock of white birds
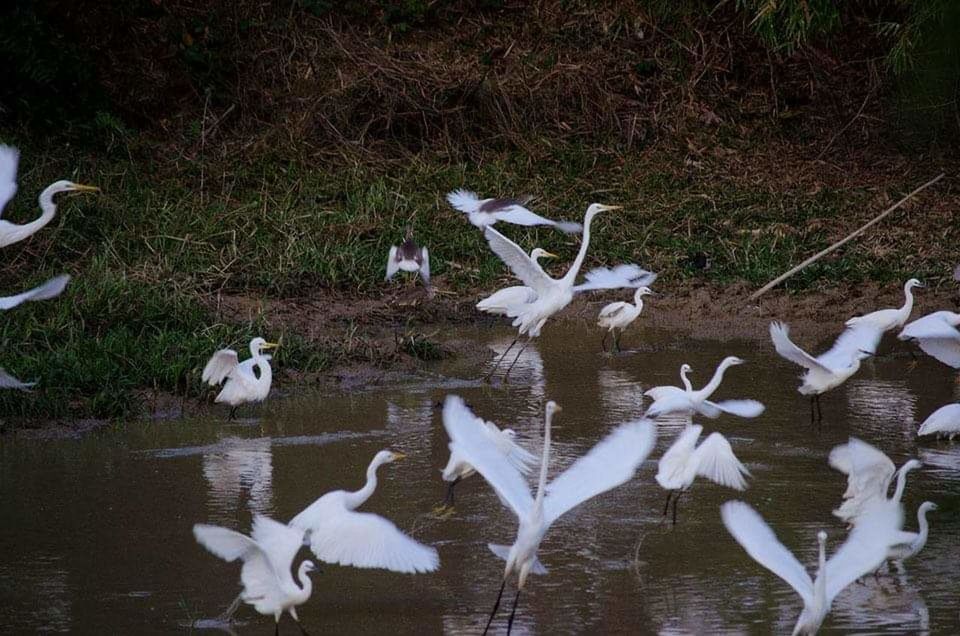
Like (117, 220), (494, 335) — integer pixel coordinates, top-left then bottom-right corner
(3, 146), (959, 634)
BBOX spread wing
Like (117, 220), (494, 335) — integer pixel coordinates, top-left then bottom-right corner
(769, 321), (832, 373)
(0, 145), (19, 216)
(0, 275), (71, 310)
(250, 516), (305, 583)
(483, 226), (554, 295)
(899, 313), (960, 368)
(0, 368), (36, 391)
(829, 437), (895, 502)
(202, 349), (240, 385)
(655, 424), (703, 488)
(385, 246), (400, 280)
(483, 422), (537, 474)
(690, 432), (750, 490)
(446, 189), (483, 214)
(645, 391), (694, 419)
(918, 403), (960, 436)
(419, 247), (430, 285)
(573, 264), (657, 293)
(543, 419), (656, 526)
(818, 323), (884, 370)
(700, 399), (766, 419)
(824, 502), (903, 603)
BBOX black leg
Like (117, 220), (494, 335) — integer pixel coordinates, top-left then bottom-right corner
(614, 330), (621, 352)
(816, 395), (823, 423)
(485, 339), (517, 382)
(661, 491), (672, 516)
(601, 331), (609, 352)
(295, 619), (311, 636)
(217, 593), (243, 622)
(506, 589), (522, 635)
(503, 341), (529, 382)
(444, 476), (461, 507)
(672, 490), (684, 526)
(274, 621), (280, 636)
(229, 406), (238, 421)
(809, 397), (815, 425)
(483, 579), (507, 636)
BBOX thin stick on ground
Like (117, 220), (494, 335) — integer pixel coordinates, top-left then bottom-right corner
(749, 173), (946, 301)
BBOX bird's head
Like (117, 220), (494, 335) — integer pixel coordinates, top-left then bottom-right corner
(816, 530), (827, 545)
(502, 428), (517, 439)
(920, 501), (938, 514)
(905, 278), (924, 290)
(585, 203), (621, 217)
(250, 337), (280, 355)
(529, 248), (559, 262)
(545, 401), (562, 423)
(375, 449), (406, 465)
(680, 363), (693, 374)
(634, 286), (655, 300)
(723, 356), (746, 367)
(902, 458), (923, 473)
(301, 560), (320, 575)
(47, 180), (100, 197)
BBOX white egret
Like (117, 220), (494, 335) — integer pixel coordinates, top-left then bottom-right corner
(769, 321), (878, 423)
(656, 424), (750, 525)
(439, 415), (536, 509)
(0, 274), (71, 311)
(202, 337), (279, 419)
(442, 395), (656, 634)
(0, 368), (35, 391)
(845, 278), (923, 333)
(482, 203), (622, 379)
(0, 145), (99, 248)
(828, 437), (921, 526)
(917, 403), (960, 440)
(897, 311), (960, 369)
(289, 450), (439, 573)
(476, 248), (557, 315)
(644, 357), (765, 420)
(385, 228), (430, 291)
(193, 516), (316, 632)
(887, 501), (937, 562)
(446, 189), (582, 233)
(597, 286), (654, 352)
(721, 500), (903, 636)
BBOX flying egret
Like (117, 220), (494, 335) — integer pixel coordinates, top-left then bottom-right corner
(202, 337), (279, 419)
(482, 203), (623, 380)
(477, 248), (557, 315)
(887, 501), (937, 563)
(193, 516), (317, 633)
(446, 189), (582, 233)
(644, 357), (765, 420)
(0, 274), (71, 311)
(439, 414), (536, 510)
(0, 368), (35, 391)
(0, 145), (99, 248)
(442, 395), (656, 635)
(597, 286), (654, 352)
(721, 500), (903, 635)
(897, 311), (960, 369)
(656, 424), (750, 525)
(828, 437), (921, 526)
(289, 450), (439, 573)
(917, 403), (960, 440)
(769, 321), (879, 423)
(845, 278), (923, 333)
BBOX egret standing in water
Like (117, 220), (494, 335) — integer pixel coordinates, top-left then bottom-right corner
(845, 278), (923, 334)
(887, 501), (937, 563)
(597, 286), (654, 352)
(0, 145), (99, 248)
(898, 311), (960, 369)
(385, 228), (431, 293)
(193, 516), (317, 633)
(721, 500), (903, 635)
(442, 395), (656, 635)
(202, 337), (279, 419)
(446, 189), (582, 233)
(916, 403), (960, 439)
(644, 357), (765, 420)
(828, 437), (921, 526)
(289, 450), (439, 574)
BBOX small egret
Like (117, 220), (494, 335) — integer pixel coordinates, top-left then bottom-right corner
(897, 311), (960, 369)
(482, 203), (623, 379)
(193, 516), (317, 632)
(656, 424), (750, 525)
(721, 500), (903, 636)
(442, 395), (656, 635)
(0, 274), (71, 311)
(917, 403), (960, 440)
(887, 501), (937, 562)
(202, 337), (279, 419)
(0, 368), (35, 391)
(845, 278), (923, 333)
(385, 228), (430, 292)
(644, 357), (765, 420)
(439, 413), (537, 510)
(289, 450), (439, 573)
(597, 286), (654, 352)
(446, 189), (582, 233)
(828, 437), (921, 525)
(0, 145), (99, 248)
(769, 321), (878, 423)
(476, 248), (557, 315)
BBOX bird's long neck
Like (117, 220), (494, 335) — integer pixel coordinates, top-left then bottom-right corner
(293, 562), (313, 600)
(561, 210), (597, 285)
(345, 457), (383, 510)
(898, 283), (916, 323)
(916, 506), (932, 540)
(533, 410), (552, 515)
(891, 464), (913, 502)
(813, 535), (827, 608)
(693, 359), (732, 400)
(680, 367), (692, 392)
(28, 185), (60, 232)
(633, 291), (645, 310)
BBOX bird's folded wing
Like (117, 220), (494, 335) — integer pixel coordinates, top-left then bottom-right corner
(598, 302), (628, 319)
(202, 349), (240, 385)
(0, 144), (19, 215)
(691, 432), (750, 490)
(769, 321), (832, 373)
(307, 510), (438, 573)
(483, 227), (554, 295)
(824, 501), (903, 603)
(543, 419), (656, 525)
(720, 501), (814, 606)
(0, 368), (35, 390)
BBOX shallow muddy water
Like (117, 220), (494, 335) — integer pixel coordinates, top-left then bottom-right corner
(2, 323), (959, 634)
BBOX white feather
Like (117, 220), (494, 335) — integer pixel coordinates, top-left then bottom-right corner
(0, 274), (71, 311)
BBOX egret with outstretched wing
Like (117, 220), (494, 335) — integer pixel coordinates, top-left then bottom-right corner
(202, 337), (279, 419)
(447, 189), (582, 233)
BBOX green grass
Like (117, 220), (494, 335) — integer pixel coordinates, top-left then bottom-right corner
(0, 135), (942, 419)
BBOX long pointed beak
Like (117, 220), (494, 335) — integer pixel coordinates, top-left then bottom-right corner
(541, 251), (559, 259)
(599, 205), (622, 212)
(70, 184), (100, 193)
(262, 341), (280, 349)
(392, 451), (407, 461)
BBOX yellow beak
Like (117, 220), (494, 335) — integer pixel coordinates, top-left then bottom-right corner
(70, 183), (100, 193)
(262, 341), (280, 350)
(541, 251), (559, 259)
(391, 451), (407, 461)
(599, 204), (622, 212)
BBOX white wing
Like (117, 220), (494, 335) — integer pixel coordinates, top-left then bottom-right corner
(914, 338), (960, 368)
(818, 323), (884, 370)
(202, 349), (240, 385)
(492, 206), (571, 229)
(385, 246), (400, 281)
(483, 423), (537, 474)
(899, 312), (960, 368)
(700, 399), (765, 419)
(830, 438), (895, 502)
(477, 286), (536, 313)
(305, 509), (438, 573)
(483, 226), (554, 296)
(543, 419), (656, 525)
(488, 544), (547, 575)
(644, 385), (686, 401)
(824, 501), (904, 603)
(0, 368), (35, 391)
(0, 145), (19, 215)
(598, 301), (630, 319)
(0, 275), (71, 310)
(573, 264), (657, 293)
(769, 322), (832, 373)
(918, 403), (960, 436)
(194, 523), (260, 563)
(720, 501), (814, 606)
(442, 395), (534, 518)
(645, 392), (694, 419)
(690, 432), (750, 490)
(419, 247), (430, 285)
(446, 189), (483, 214)
(656, 424), (702, 489)
(250, 516), (304, 583)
